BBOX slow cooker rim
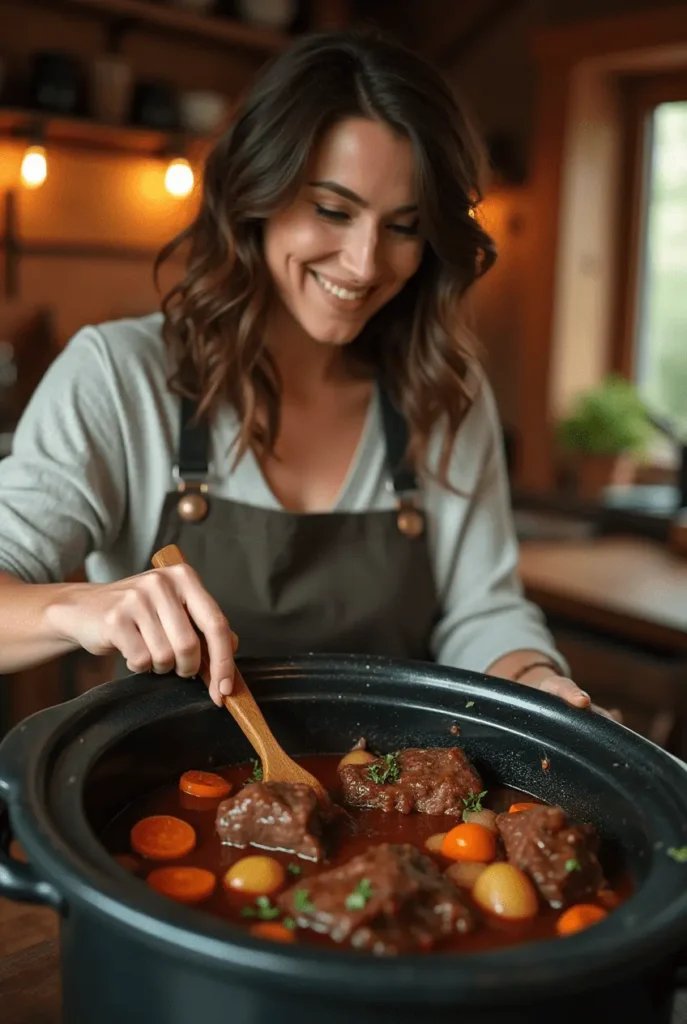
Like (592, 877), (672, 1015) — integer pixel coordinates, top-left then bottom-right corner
(3, 655), (687, 1004)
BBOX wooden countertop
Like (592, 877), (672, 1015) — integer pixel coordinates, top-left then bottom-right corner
(0, 897), (59, 1023)
(519, 536), (687, 653)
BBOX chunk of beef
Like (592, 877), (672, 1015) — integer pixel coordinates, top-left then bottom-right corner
(338, 747), (483, 815)
(277, 842), (473, 955)
(216, 781), (324, 861)
(496, 804), (605, 908)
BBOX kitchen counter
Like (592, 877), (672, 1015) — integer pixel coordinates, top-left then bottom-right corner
(0, 896), (59, 1023)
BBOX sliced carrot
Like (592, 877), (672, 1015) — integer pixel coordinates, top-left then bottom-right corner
(556, 903), (608, 936)
(147, 866), (216, 903)
(130, 815), (196, 861)
(596, 888), (621, 910)
(114, 853), (141, 873)
(250, 922), (296, 944)
(179, 770), (232, 800)
(9, 839), (28, 863)
(508, 802), (540, 814)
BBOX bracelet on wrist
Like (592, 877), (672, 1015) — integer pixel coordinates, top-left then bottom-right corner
(511, 660), (561, 683)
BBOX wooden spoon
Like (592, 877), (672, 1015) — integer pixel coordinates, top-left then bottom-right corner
(151, 543), (329, 803)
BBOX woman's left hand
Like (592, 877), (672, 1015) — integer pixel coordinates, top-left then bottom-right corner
(522, 672), (622, 722)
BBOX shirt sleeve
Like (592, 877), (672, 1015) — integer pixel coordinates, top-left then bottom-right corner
(0, 326), (127, 583)
(429, 378), (567, 677)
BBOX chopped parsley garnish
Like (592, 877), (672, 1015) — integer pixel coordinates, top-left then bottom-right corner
(249, 759), (263, 782)
(366, 752), (401, 785)
(345, 878), (374, 911)
(282, 917), (297, 930)
(465, 701), (475, 708)
(462, 790), (488, 813)
(293, 889), (315, 913)
(668, 846), (687, 863)
(565, 858), (581, 872)
(241, 895), (280, 920)
(287, 862), (302, 876)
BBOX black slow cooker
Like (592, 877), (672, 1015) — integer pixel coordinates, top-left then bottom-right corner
(1, 655), (686, 1024)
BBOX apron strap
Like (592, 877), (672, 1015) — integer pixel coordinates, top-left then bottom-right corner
(377, 384), (419, 497)
(174, 387), (419, 498)
(175, 397), (210, 483)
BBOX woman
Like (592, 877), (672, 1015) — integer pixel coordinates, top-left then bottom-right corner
(0, 30), (593, 713)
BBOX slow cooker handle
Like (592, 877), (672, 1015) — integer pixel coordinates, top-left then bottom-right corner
(0, 820), (64, 910)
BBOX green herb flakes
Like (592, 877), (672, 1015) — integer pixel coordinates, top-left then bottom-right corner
(365, 752), (401, 785)
(667, 846), (687, 863)
(293, 889), (315, 913)
(345, 878), (374, 911)
(565, 858), (581, 873)
(287, 862), (302, 876)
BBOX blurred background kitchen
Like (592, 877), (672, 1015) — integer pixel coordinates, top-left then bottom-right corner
(0, 0), (686, 754)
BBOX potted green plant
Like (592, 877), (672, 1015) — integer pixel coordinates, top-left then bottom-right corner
(555, 375), (655, 501)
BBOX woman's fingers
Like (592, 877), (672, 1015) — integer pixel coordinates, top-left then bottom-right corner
(170, 565), (236, 706)
(527, 674), (591, 709)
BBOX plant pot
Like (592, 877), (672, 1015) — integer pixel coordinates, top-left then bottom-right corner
(0, 655), (686, 1024)
(568, 452), (637, 502)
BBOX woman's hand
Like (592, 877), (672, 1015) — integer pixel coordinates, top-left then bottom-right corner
(518, 670), (622, 722)
(45, 564), (237, 707)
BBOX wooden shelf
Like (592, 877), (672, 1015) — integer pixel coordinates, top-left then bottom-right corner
(27, 0), (291, 55)
(0, 107), (207, 155)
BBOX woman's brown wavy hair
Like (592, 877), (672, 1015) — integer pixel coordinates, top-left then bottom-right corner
(156, 28), (497, 484)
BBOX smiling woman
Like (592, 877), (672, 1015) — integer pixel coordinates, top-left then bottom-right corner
(0, 29), (590, 720)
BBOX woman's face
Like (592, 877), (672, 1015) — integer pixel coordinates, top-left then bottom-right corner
(264, 117), (424, 346)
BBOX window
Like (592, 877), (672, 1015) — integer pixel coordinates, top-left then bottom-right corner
(619, 75), (687, 450)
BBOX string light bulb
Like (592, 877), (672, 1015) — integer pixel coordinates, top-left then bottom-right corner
(164, 157), (194, 198)
(20, 145), (48, 189)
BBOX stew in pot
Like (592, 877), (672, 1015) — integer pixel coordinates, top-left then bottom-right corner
(101, 744), (628, 955)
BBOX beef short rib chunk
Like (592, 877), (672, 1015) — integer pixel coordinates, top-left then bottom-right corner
(496, 805), (604, 908)
(338, 747), (483, 815)
(277, 842), (473, 955)
(216, 781), (324, 861)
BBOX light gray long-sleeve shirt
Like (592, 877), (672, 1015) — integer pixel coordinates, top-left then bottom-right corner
(0, 312), (563, 675)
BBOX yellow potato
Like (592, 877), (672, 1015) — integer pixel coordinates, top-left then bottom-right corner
(462, 809), (498, 833)
(338, 749), (376, 768)
(223, 856), (286, 895)
(472, 863), (539, 921)
(445, 860), (486, 890)
(424, 833), (447, 854)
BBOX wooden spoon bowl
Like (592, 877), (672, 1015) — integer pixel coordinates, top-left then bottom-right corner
(151, 544), (329, 804)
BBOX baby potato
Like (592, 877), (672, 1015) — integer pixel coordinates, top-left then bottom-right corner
(445, 860), (486, 890)
(472, 863), (539, 921)
(338, 749), (376, 768)
(462, 809), (498, 833)
(424, 832), (447, 854)
(223, 856), (286, 896)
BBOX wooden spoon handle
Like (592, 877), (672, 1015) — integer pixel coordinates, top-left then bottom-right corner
(150, 543), (283, 767)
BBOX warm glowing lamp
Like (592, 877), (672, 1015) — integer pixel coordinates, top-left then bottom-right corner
(20, 145), (48, 189)
(164, 157), (194, 197)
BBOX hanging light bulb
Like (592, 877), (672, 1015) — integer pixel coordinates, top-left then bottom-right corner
(164, 157), (194, 198)
(20, 145), (48, 189)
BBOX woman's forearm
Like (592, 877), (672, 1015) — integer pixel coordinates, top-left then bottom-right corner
(486, 649), (562, 684)
(0, 572), (80, 672)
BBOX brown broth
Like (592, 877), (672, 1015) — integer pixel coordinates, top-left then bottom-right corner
(100, 753), (630, 955)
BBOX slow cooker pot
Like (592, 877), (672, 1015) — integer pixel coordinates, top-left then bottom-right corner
(1, 655), (686, 1024)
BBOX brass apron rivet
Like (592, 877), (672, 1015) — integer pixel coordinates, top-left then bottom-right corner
(177, 492), (209, 523)
(397, 506), (424, 538)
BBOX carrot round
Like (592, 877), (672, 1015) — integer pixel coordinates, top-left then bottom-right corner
(130, 815), (196, 861)
(508, 802), (540, 814)
(556, 903), (608, 936)
(179, 770), (232, 800)
(250, 922), (296, 944)
(114, 853), (141, 873)
(9, 839), (28, 863)
(147, 866), (216, 903)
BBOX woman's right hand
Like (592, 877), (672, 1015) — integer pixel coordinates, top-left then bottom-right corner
(47, 564), (238, 706)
